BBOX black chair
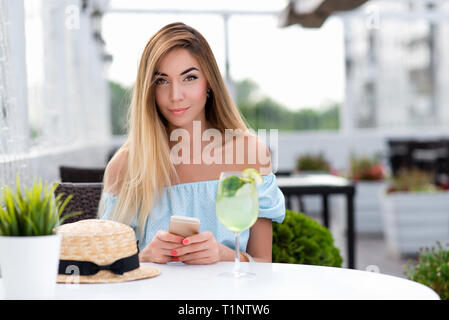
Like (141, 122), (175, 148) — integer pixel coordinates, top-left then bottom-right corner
(387, 139), (412, 176)
(388, 138), (449, 185)
(54, 182), (104, 224)
(59, 166), (105, 183)
(411, 140), (445, 168)
(435, 139), (449, 185)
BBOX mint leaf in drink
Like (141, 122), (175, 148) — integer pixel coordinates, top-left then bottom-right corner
(221, 176), (245, 197)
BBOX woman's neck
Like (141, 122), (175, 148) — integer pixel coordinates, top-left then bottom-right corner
(168, 120), (214, 148)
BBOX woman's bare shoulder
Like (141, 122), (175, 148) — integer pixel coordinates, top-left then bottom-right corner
(104, 148), (128, 194)
(222, 133), (272, 175)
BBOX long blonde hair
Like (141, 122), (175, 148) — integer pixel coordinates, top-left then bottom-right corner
(100, 22), (250, 237)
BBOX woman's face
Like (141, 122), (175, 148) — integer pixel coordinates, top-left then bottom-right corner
(154, 48), (209, 131)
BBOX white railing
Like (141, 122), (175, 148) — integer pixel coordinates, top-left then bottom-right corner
(0, 0), (111, 187)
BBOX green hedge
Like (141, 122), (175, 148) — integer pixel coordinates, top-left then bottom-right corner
(273, 210), (343, 267)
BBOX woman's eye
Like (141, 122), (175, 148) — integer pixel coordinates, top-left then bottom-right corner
(155, 78), (168, 85)
(185, 75), (198, 81)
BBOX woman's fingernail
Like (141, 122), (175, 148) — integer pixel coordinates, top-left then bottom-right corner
(183, 239), (189, 245)
(171, 250), (177, 256)
(172, 257), (179, 262)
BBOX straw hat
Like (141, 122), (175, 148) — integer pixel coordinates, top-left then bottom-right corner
(56, 219), (160, 284)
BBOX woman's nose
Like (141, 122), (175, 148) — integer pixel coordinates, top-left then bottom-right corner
(170, 82), (184, 102)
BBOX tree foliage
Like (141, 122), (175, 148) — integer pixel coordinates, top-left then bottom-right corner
(109, 81), (131, 135)
(235, 79), (340, 131)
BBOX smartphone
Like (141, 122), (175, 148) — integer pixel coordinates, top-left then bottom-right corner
(169, 215), (201, 237)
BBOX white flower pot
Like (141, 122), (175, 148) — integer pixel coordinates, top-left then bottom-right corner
(0, 234), (61, 299)
(306, 181), (386, 234)
(353, 181), (386, 234)
(380, 191), (449, 257)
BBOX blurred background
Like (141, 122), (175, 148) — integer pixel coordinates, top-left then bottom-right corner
(1, 0), (449, 278)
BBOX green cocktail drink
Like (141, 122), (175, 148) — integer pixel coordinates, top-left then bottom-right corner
(216, 169), (262, 278)
(216, 178), (259, 233)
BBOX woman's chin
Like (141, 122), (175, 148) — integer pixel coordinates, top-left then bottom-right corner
(168, 117), (192, 129)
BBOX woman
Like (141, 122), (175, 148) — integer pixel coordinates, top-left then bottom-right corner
(100, 22), (285, 264)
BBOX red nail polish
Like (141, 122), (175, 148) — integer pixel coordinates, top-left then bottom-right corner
(183, 239), (189, 245)
(171, 250), (177, 256)
(172, 257), (179, 262)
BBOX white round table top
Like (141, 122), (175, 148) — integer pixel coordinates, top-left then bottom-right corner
(1, 262), (437, 300)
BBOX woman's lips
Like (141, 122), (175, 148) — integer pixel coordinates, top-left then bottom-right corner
(169, 107), (189, 116)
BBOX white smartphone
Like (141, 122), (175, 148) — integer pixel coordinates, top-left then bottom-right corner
(169, 215), (201, 237)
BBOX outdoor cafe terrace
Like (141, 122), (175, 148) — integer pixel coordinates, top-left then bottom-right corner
(0, 0), (448, 301)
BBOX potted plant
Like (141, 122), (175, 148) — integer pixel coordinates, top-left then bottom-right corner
(295, 153), (331, 174)
(349, 155), (386, 182)
(380, 168), (449, 258)
(272, 209), (343, 267)
(347, 155), (387, 234)
(0, 177), (79, 299)
(404, 242), (449, 300)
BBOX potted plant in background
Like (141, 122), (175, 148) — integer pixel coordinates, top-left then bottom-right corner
(347, 154), (387, 234)
(0, 177), (79, 299)
(381, 168), (449, 258)
(294, 153), (332, 175)
(404, 242), (449, 300)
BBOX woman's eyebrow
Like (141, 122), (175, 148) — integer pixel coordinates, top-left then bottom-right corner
(180, 67), (199, 75)
(154, 67), (199, 77)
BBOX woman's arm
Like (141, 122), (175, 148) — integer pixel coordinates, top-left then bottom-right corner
(246, 218), (272, 262)
(238, 134), (273, 262)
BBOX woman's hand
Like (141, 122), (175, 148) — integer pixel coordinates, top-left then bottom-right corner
(172, 231), (222, 265)
(139, 230), (184, 264)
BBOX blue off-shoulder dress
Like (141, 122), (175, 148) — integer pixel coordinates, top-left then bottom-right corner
(101, 172), (285, 253)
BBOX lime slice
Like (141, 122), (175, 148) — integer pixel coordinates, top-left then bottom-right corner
(242, 168), (263, 186)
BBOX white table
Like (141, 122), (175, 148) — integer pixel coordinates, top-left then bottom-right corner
(2, 262), (438, 300)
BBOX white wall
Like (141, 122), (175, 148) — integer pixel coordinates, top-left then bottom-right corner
(275, 129), (449, 172)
